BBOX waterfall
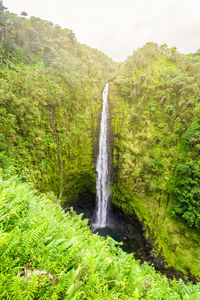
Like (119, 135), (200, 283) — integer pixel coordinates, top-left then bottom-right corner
(95, 83), (110, 228)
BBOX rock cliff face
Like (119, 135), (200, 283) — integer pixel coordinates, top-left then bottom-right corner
(1, 5), (200, 280)
(107, 43), (200, 279)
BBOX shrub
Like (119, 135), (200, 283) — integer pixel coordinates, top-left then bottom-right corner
(170, 162), (200, 228)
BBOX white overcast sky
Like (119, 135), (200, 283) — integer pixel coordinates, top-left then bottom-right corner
(3, 0), (200, 61)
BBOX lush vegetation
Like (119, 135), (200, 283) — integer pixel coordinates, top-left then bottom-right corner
(170, 162), (200, 228)
(0, 172), (200, 299)
(1, 1), (200, 296)
(0, 1), (115, 205)
(111, 42), (200, 277)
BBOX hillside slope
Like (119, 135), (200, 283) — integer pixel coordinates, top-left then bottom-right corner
(0, 3), (115, 205)
(0, 172), (200, 299)
(111, 43), (200, 277)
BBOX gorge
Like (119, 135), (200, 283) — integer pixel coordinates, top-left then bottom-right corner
(0, 3), (200, 298)
(88, 82), (199, 283)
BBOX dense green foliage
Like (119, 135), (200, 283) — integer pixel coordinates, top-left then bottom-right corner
(0, 173), (200, 299)
(170, 162), (200, 228)
(111, 42), (200, 277)
(1, 1), (200, 293)
(0, 3), (115, 203)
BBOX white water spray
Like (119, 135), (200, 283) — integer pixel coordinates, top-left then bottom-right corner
(95, 83), (110, 228)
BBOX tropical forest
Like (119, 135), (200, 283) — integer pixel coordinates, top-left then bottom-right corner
(0, 1), (200, 299)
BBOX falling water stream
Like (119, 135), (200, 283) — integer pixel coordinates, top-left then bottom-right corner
(94, 83), (110, 228)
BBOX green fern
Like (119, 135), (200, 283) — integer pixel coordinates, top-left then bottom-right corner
(0, 174), (200, 299)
